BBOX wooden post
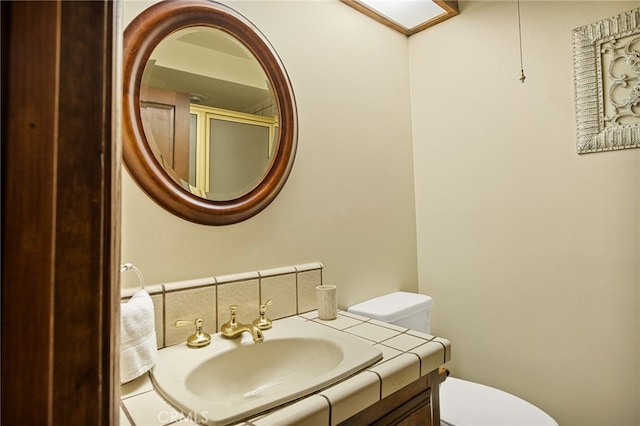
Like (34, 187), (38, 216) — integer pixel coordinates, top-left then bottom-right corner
(1, 1), (120, 424)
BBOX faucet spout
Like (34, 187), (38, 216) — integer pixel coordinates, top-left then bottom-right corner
(221, 305), (265, 343)
(223, 323), (264, 343)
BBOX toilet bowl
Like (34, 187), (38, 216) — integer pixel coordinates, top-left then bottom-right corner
(439, 377), (557, 426)
(347, 292), (558, 426)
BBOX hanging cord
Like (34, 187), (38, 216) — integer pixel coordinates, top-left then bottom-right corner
(517, 0), (526, 83)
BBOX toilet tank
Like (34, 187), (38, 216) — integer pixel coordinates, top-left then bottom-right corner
(347, 291), (433, 334)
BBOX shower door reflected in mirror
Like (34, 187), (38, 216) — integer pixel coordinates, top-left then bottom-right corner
(190, 105), (277, 200)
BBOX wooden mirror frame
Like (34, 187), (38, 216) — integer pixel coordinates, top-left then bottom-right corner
(123, 0), (297, 225)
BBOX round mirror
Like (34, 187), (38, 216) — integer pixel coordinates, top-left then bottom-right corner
(123, 0), (297, 225)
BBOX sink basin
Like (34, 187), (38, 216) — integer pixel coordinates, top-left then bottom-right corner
(151, 316), (382, 425)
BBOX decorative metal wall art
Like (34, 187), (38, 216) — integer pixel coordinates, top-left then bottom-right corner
(573, 8), (640, 154)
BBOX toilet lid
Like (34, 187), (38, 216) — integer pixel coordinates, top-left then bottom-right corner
(439, 377), (558, 426)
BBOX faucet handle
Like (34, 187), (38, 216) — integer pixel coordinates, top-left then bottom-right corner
(253, 299), (273, 330)
(221, 305), (239, 334)
(174, 318), (211, 348)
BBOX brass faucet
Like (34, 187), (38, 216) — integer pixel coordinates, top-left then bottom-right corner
(174, 318), (211, 348)
(221, 305), (264, 343)
(252, 299), (273, 330)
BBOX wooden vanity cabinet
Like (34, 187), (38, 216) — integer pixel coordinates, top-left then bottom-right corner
(339, 369), (446, 426)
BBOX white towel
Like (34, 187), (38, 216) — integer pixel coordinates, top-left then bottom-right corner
(120, 290), (158, 384)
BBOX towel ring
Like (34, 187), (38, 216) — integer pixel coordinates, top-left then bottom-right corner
(120, 263), (145, 289)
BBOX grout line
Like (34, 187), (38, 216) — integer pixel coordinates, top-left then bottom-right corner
(214, 284), (218, 333)
(120, 401), (136, 426)
(295, 269), (300, 314)
(162, 281), (216, 294)
(161, 284), (166, 349)
(257, 271), (263, 305)
(409, 352), (422, 376)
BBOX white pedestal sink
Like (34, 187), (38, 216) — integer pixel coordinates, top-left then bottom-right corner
(151, 316), (382, 426)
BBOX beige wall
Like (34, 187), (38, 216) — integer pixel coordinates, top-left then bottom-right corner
(410, 1), (640, 425)
(123, 1), (640, 424)
(121, 0), (419, 308)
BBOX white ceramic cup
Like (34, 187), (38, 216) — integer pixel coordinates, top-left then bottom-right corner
(316, 285), (337, 320)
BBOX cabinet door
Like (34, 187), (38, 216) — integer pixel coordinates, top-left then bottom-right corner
(140, 86), (190, 182)
(394, 399), (432, 426)
(370, 389), (432, 426)
(339, 369), (444, 426)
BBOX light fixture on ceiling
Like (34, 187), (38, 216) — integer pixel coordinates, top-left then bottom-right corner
(190, 93), (205, 103)
(341, 0), (459, 36)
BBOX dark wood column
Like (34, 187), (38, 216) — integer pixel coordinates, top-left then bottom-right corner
(1, 1), (120, 424)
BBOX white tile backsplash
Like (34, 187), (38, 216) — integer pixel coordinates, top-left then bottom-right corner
(164, 286), (216, 347)
(259, 273), (297, 320)
(121, 264), (325, 349)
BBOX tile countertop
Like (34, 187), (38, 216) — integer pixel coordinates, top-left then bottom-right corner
(120, 311), (451, 426)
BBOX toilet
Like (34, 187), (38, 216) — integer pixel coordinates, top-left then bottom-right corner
(347, 292), (558, 426)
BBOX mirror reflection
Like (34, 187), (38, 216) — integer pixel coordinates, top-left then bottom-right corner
(140, 26), (279, 201)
